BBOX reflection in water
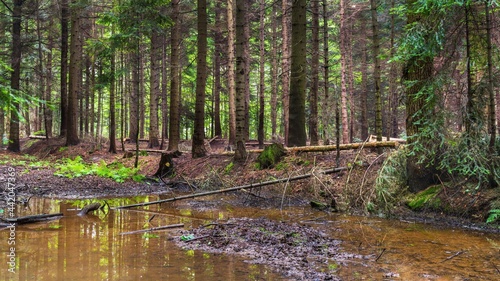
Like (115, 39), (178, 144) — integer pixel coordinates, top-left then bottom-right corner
(1, 195), (500, 280)
(0, 197), (281, 281)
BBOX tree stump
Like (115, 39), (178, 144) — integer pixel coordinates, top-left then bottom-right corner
(256, 143), (286, 169)
(154, 151), (180, 180)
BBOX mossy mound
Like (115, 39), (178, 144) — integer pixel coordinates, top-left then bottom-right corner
(407, 185), (442, 210)
(256, 143), (287, 169)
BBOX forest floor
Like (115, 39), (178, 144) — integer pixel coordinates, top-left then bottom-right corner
(1, 137), (499, 279)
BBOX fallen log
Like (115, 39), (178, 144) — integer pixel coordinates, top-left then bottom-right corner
(0, 213), (63, 225)
(223, 141), (399, 155)
(78, 202), (102, 216)
(120, 223), (184, 235)
(114, 166), (350, 209)
(29, 135), (49, 139)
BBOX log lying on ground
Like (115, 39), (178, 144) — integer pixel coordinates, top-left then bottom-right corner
(29, 135), (49, 139)
(0, 213), (63, 226)
(120, 223), (184, 235)
(78, 202), (102, 216)
(114, 166), (350, 209)
(223, 140), (399, 155)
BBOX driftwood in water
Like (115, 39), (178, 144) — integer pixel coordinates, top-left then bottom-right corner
(1, 213), (63, 226)
(115, 166), (350, 209)
(120, 223), (184, 235)
(78, 202), (102, 216)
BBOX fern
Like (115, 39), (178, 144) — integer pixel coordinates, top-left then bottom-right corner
(487, 209), (500, 224)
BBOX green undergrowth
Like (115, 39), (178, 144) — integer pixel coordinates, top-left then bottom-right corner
(54, 156), (145, 183)
(371, 149), (409, 214)
(407, 185), (442, 210)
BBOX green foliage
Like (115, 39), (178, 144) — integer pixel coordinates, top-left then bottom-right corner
(54, 157), (145, 183)
(224, 162), (234, 175)
(487, 209), (500, 224)
(439, 135), (500, 190)
(256, 143), (286, 169)
(407, 185), (442, 210)
(373, 149), (409, 213)
(142, 233), (159, 239)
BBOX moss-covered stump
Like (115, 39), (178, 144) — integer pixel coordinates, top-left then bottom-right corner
(407, 185), (442, 210)
(256, 143), (286, 169)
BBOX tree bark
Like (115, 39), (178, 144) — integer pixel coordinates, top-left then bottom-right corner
(109, 51), (117, 153)
(288, 0), (307, 147)
(227, 0), (236, 145)
(168, 0), (181, 151)
(271, 2), (278, 140)
(66, 0), (82, 146)
(148, 31), (161, 148)
(234, 0), (248, 161)
(322, 0), (330, 145)
(371, 0), (382, 144)
(339, 0), (351, 144)
(7, 0), (23, 152)
(60, 0), (69, 137)
(192, 0), (208, 158)
(258, 0), (265, 148)
(309, 0), (319, 146)
(281, 0), (291, 145)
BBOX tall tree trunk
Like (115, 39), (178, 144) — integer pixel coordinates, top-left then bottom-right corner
(161, 33), (168, 143)
(404, 0), (436, 192)
(109, 51), (117, 153)
(243, 0), (250, 141)
(258, 0), (265, 148)
(388, 0), (398, 138)
(66, 0), (81, 146)
(322, 0), (330, 145)
(371, 0), (382, 143)
(339, 0), (350, 143)
(168, 0), (180, 151)
(139, 48), (145, 140)
(309, 0), (319, 146)
(234, 0), (248, 161)
(192, 0), (208, 158)
(44, 19), (54, 138)
(288, 0), (307, 147)
(485, 1), (497, 187)
(360, 29), (368, 141)
(271, 2), (278, 141)
(8, 0), (23, 152)
(227, 0), (236, 145)
(129, 51), (140, 143)
(281, 0), (291, 145)
(214, 1), (222, 138)
(60, 0), (68, 137)
(149, 31), (161, 148)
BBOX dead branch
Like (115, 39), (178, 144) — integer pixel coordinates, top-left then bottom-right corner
(77, 202), (102, 216)
(119, 223), (184, 235)
(441, 250), (464, 262)
(114, 166), (350, 209)
(0, 213), (63, 225)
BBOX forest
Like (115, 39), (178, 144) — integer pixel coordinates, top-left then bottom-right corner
(0, 0), (499, 193)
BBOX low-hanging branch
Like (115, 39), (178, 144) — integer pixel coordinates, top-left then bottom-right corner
(114, 166), (350, 209)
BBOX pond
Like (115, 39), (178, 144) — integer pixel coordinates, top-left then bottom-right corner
(1, 195), (499, 280)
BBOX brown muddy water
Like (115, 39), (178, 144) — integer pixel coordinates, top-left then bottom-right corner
(1, 195), (500, 281)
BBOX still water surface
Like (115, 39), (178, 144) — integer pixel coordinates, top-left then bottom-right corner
(1, 195), (499, 280)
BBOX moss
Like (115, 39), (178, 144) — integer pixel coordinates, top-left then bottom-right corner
(256, 143), (286, 169)
(407, 185), (442, 210)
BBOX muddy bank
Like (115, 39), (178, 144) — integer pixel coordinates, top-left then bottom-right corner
(174, 217), (359, 280)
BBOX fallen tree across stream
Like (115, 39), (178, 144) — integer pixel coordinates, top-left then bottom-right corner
(114, 166), (350, 209)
